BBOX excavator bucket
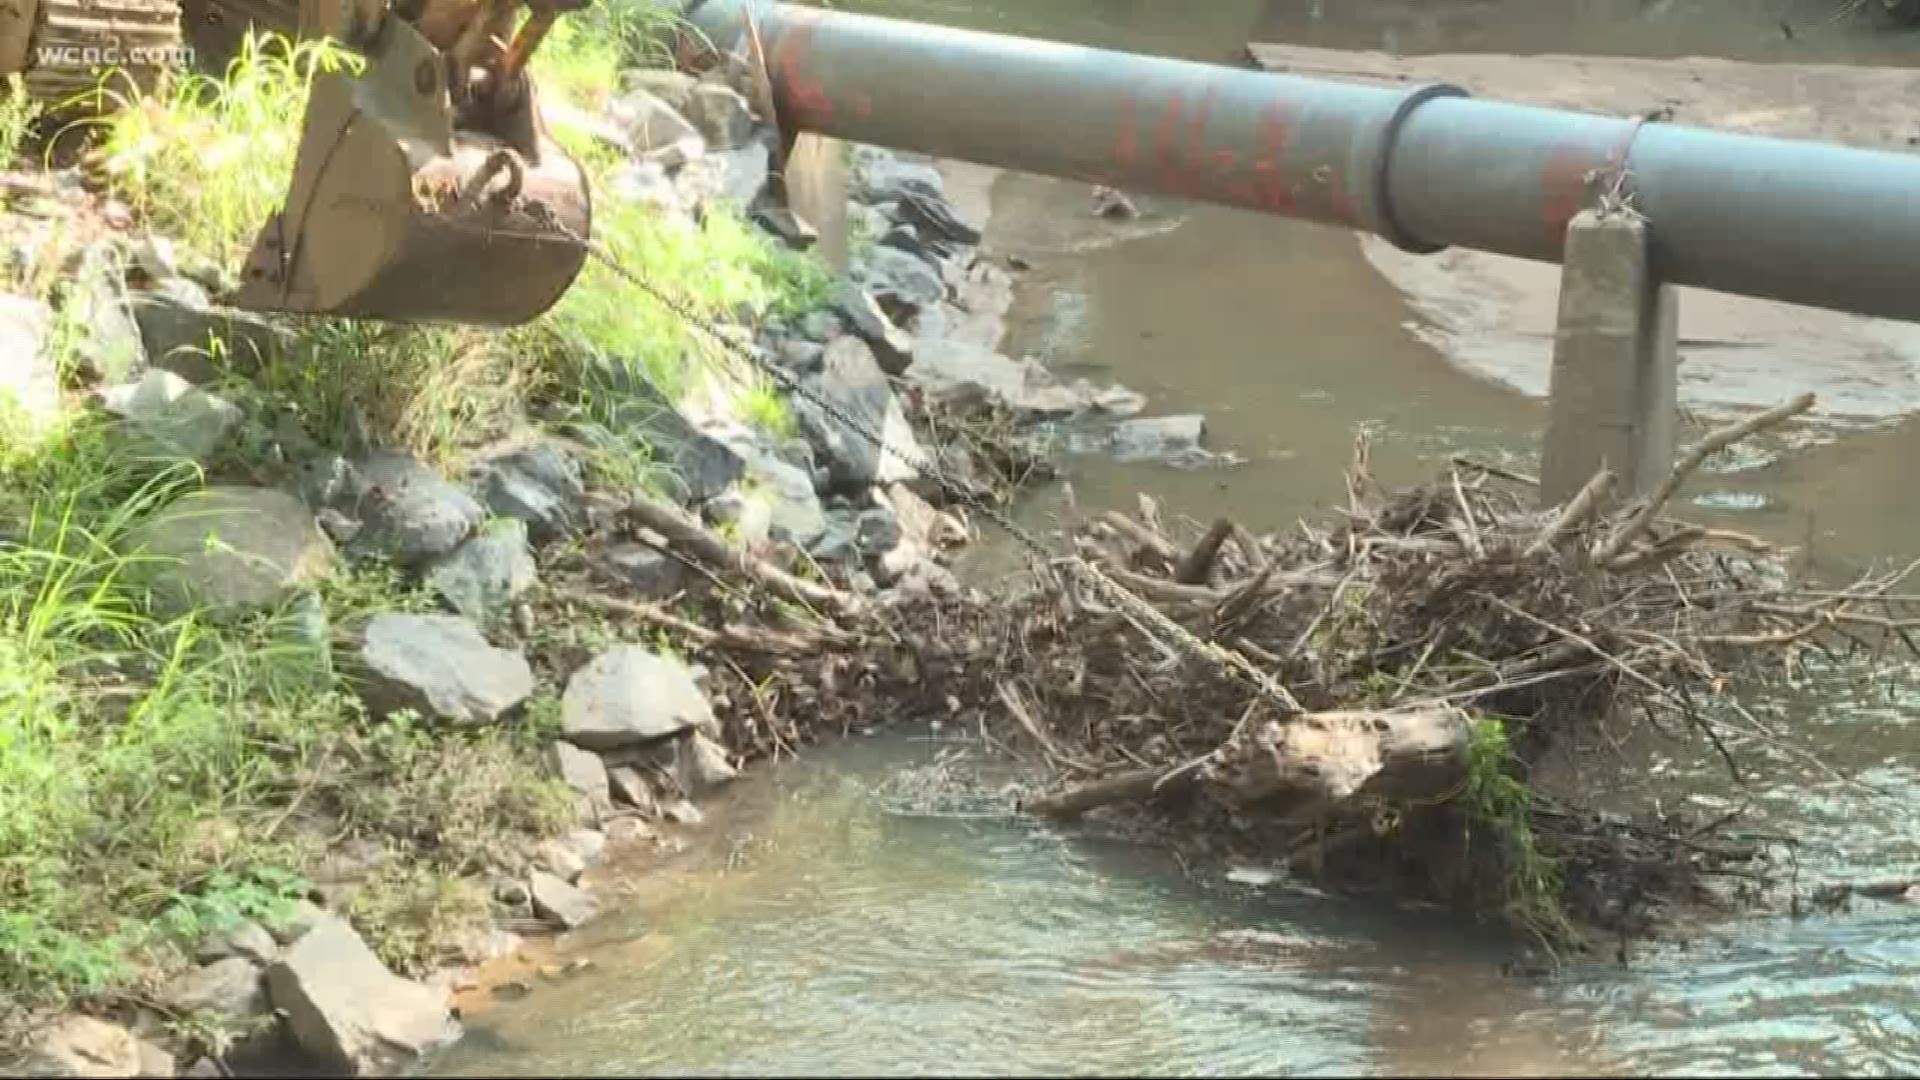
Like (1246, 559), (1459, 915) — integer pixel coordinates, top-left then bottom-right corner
(231, 13), (591, 325)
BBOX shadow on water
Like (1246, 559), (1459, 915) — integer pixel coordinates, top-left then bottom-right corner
(436, 1), (1920, 1075)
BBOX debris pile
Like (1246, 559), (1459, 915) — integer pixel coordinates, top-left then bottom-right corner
(549, 391), (1920, 949)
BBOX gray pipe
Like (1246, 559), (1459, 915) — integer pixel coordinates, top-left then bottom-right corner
(683, 0), (1920, 324)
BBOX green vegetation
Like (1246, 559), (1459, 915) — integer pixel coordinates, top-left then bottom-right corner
(0, 6), (835, 1029)
(1462, 715), (1575, 951)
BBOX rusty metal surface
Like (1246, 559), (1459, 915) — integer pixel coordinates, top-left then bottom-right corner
(231, 13), (589, 325)
(685, 0), (1920, 325)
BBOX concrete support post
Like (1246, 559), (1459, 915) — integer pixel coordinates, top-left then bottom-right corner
(1539, 209), (1679, 508)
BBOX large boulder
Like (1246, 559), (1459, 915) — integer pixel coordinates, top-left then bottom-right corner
(130, 276), (292, 383)
(126, 486), (334, 618)
(561, 645), (717, 750)
(792, 337), (921, 492)
(336, 451), (484, 567)
(265, 914), (457, 1076)
(851, 147), (946, 205)
(834, 284), (915, 377)
(528, 869), (597, 930)
(357, 612), (534, 724)
(0, 294), (59, 437)
(592, 373), (744, 506)
(66, 239), (146, 384)
(425, 518), (538, 621)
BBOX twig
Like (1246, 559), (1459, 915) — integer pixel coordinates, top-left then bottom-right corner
(1175, 518), (1236, 585)
(1597, 393), (1815, 563)
(621, 493), (860, 616)
(1527, 469), (1616, 558)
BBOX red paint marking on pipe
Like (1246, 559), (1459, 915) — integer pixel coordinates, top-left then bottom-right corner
(1178, 85), (1217, 198)
(1252, 98), (1296, 212)
(772, 18), (833, 129)
(1539, 142), (1598, 250)
(1152, 91), (1185, 193)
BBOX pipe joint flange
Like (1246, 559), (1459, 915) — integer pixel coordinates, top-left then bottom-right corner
(1374, 82), (1470, 255)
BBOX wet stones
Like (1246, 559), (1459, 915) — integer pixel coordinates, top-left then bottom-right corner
(528, 870), (598, 930)
(266, 913), (457, 1076)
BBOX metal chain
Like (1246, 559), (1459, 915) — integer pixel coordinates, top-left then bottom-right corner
(549, 219), (1303, 717)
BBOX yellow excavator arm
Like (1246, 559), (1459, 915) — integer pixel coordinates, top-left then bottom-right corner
(229, 0), (593, 325)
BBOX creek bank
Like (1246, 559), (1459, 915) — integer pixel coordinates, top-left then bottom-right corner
(1, 39), (1185, 1074)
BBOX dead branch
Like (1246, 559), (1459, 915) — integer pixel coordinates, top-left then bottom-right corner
(620, 493), (860, 616)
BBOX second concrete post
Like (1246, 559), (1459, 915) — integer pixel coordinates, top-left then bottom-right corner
(1539, 209), (1679, 507)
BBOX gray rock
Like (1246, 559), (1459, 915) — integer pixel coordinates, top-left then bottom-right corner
(774, 338), (826, 375)
(21, 1015), (143, 1077)
(426, 518), (538, 621)
(709, 142), (773, 207)
(620, 68), (698, 110)
(68, 239), (146, 383)
(595, 379), (744, 505)
(265, 913), (457, 1076)
(197, 921), (278, 965)
(893, 189), (984, 247)
(1081, 414), (1210, 463)
(357, 612), (534, 725)
(792, 337), (922, 492)
(807, 511), (860, 562)
(528, 870), (597, 930)
(292, 453), (355, 511)
(676, 732), (738, 795)
(606, 766), (658, 816)
(97, 368), (242, 460)
(853, 245), (946, 321)
(162, 956), (269, 1022)
(857, 506), (905, 555)
(753, 205), (819, 250)
(131, 276), (292, 383)
(835, 284), (914, 376)
(704, 486), (772, 552)
(565, 828), (608, 865)
(683, 83), (757, 150)
(265, 899), (328, 946)
(544, 741), (611, 811)
(1092, 185), (1140, 220)
(603, 541), (685, 598)
(610, 88), (700, 155)
(561, 646), (718, 750)
(730, 451), (827, 547)
(662, 798), (705, 825)
(472, 442), (585, 543)
(126, 486), (335, 618)
(338, 451), (484, 567)
(533, 838), (587, 884)
(798, 309), (845, 343)
(852, 147), (946, 205)
(314, 507), (361, 545)
(0, 294), (58, 436)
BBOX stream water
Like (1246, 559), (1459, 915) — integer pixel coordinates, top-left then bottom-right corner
(429, 2), (1920, 1074)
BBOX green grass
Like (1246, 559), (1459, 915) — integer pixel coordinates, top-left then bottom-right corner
(0, 75), (38, 170)
(1462, 715), (1576, 952)
(0, 10), (844, 1023)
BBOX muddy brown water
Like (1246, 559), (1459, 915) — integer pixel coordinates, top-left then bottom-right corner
(429, 2), (1920, 1075)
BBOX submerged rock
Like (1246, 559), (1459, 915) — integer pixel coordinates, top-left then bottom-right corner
(561, 646), (718, 750)
(266, 914), (457, 1076)
(126, 486), (335, 618)
(357, 612), (534, 724)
